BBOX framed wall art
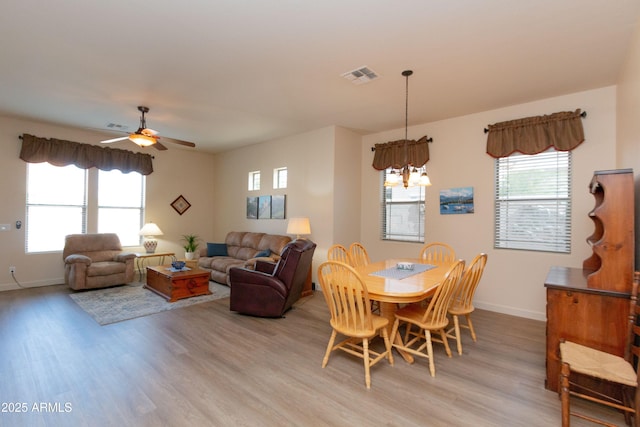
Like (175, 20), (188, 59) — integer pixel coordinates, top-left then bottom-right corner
(246, 197), (258, 219)
(258, 195), (271, 219)
(271, 195), (286, 219)
(440, 187), (474, 214)
(171, 195), (191, 215)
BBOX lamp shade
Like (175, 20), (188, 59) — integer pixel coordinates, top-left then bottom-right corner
(129, 133), (156, 147)
(286, 217), (311, 238)
(139, 222), (163, 236)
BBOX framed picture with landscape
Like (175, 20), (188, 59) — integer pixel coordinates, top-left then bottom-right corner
(258, 195), (271, 219)
(271, 195), (286, 219)
(246, 197), (258, 219)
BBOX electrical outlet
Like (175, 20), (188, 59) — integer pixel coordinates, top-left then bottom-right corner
(9, 266), (15, 274)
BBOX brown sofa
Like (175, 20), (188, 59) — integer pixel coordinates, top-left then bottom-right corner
(63, 233), (136, 290)
(197, 231), (291, 285)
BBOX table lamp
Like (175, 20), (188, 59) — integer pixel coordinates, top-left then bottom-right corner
(139, 222), (163, 253)
(286, 217), (311, 240)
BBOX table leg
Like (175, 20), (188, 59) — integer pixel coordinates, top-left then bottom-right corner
(378, 301), (415, 364)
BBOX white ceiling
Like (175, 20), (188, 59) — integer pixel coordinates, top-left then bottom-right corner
(1, 1), (639, 153)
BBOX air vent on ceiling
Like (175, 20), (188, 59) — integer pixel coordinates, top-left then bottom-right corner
(341, 66), (380, 85)
(106, 122), (129, 131)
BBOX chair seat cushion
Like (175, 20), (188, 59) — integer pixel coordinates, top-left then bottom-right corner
(560, 340), (637, 387)
(87, 261), (126, 277)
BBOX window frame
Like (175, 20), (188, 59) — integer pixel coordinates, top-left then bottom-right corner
(248, 170), (261, 191)
(381, 169), (425, 243)
(494, 148), (572, 253)
(273, 167), (287, 189)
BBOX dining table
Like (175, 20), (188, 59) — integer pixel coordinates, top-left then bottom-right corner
(352, 258), (453, 363)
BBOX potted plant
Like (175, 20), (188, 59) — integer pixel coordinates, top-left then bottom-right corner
(182, 234), (200, 260)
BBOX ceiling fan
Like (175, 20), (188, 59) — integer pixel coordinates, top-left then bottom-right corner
(100, 106), (196, 151)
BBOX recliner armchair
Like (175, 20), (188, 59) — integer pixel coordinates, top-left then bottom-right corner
(229, 239), (316, 317)
(63, 233), (136, 290)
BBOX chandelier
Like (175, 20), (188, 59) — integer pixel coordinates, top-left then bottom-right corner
(384, 70), (431, 188)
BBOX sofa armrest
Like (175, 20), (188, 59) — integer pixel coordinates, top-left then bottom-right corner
(64, 254), (91, 266)
(245, 258), (276, 272)
(115, 252), (137, 262)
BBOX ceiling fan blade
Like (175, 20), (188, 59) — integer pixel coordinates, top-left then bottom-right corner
(162, 137), (196, 148)
(101, 136), (129, 144)
(152, 141), (168, 151)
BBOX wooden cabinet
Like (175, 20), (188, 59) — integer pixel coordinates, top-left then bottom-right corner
(545, 168), (634, 393)
(544, 266), (630, 392)
(583, 169), (634, 293)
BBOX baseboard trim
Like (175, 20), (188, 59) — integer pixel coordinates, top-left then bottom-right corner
(0, 277), (64, 292)
(474, 300), (545, 321)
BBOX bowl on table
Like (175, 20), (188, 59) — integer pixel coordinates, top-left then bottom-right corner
(171, 261), (186, 270)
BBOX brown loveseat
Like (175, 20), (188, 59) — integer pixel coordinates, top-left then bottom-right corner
(197, 231), (291, 285)
(63, 233), (136, 290)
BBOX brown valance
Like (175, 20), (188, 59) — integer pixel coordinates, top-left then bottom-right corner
(486, 109), (585, 158)
(19, 134), (154, 175)
(372, 135), (430, 170)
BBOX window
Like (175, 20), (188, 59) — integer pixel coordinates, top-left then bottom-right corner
(26, 163), (145, 253)
(494, 148), (571, 253)
(273, 167), (287, 189)
(98, 169), (145, 247)
(381, 169), (425, 242)
(26, 163), (87, 253)
(248, 171), (260, 191)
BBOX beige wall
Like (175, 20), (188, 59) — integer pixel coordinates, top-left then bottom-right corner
(617, 16), (640, 268)
(0, 116), (216, 291)
(360, 86), (617, 320)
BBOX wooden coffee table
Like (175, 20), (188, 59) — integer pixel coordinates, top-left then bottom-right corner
(145, 265), (211, 302)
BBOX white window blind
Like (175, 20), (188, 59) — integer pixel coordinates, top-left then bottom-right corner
(98, 169), (145, 247)
(494, 148), (571, 253)
(26, 162), (87, 253)
(381, 169), (425, 242)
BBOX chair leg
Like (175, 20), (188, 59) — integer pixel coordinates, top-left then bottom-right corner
(440, 329), (452, 357)
(425, 330), (436, 377)
(453, 314), (462, 355)
(322, 330), (337, 368)
(380, 327), (394, 366)
(466, 314), (477, 342)
(363, 338), (371, 389)
(560, 362), (571, 427)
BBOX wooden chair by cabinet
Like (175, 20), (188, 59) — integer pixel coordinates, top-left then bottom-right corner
(317, 261), (394, 389)
(390, 260), (465, 377)
(419, 242), (456, 264)
(559, 271), (640, 427)
(446, 253), (488, 355)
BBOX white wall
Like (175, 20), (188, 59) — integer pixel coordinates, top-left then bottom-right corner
(617, 15), (640, 268)
(360, 86), (617, 320)
(0, 116), (216, 291)
(211, 126), (337, 283)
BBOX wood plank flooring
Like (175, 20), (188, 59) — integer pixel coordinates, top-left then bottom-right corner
(0, 284), (626, 427)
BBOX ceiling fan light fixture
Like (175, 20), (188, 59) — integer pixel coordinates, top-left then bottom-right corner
(129, 133), (156, 147)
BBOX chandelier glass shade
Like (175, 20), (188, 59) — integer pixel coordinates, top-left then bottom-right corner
(129, 133), (156, 147)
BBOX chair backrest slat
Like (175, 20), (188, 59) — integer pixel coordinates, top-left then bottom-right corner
(349, 242), (371, 268)
(318, 261), (374, 333)
(422, 260), (465, 324)
(327, 244), (352, 266)
(419, 242), (456, 264)
(452, 253), (488, 310)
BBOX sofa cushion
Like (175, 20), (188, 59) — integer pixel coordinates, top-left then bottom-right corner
(207, 242), (228, 257)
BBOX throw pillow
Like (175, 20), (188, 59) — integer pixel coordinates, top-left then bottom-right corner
(207, 243), (228, 257)
(255, 249), (271, 258)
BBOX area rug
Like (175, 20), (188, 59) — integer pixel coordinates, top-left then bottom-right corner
(69, 281), (230, 326)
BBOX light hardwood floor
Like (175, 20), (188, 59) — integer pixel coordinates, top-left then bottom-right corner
(0, 284), (625, 427)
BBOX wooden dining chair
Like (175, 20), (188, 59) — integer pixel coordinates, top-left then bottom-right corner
(419, 242), (456, 264)
(349, 242), (370, 268)
(559, 271), (640, 427)
(327, 244), (352, 265)
(390, 260), (465, 377)
(317, 261), (394, 389)
(446, 253), (488, 355)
